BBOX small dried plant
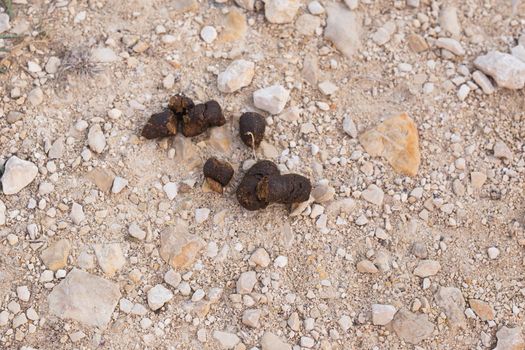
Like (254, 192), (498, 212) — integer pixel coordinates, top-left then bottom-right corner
(58, 46), (101, 78)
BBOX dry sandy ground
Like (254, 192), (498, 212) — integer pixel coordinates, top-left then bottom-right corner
(0, 0), (524, 349)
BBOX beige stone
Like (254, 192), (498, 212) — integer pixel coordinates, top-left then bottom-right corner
(41, 239), (70, 271)
(219, 9), (247, 42)
(469, 299), (495, 321)
(359, 113), (421, 176)
(48, 269), (120, 328)
(160, 220), (205, 270)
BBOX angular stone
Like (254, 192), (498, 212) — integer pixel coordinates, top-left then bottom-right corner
(472, 70), (495, 94)
(392, 309), (434, 345)
(41, 239), (70, 271)
(48, 137), (65, 159)
(261, 332), (291, 350)
(435, 287), (466, 329)
(407, 34), (428, 53)
(159, 220), (205, 270)
(469, 299), (495, 321)
(218, 59), (255, 93)
(249, 248), (271, 267)
(1, 156), (38, 195)
(359, 113), (420, 176)
(237, 271), (257, 294)
(494, 326), (525, 350)
(93, 243), (126, 276)
(70, 202), (85, 225)
(474, 51), (525, 89)
(312, 183), (335, 203)
(27, 87), (44, 106)
(343, 115), (357, 138)
(362, 184), (384, 206)
(325, 4), (361, 59)
(372, 21), (396, 46)
(48, 268), (121, 328)
(86, 168), (115, 192)
(254, 85), (290, 115)
(263, 0), (300, 24)
(372, 304), (397, 325)
(213, 330), (240, 349)
(494, 140), (513, 160)
(357, 260), (378, 274)
(413, 260), (440, 277)
(147, 284), (174, 311)
(111, 176), (128, 194)
(242, 308), (261, 328)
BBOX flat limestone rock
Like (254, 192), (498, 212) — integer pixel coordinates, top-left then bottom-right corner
(48, 268), (121, 328)
(325, 4), (361, 59)
(392, 309), (434, 344)
(474, 51), (525, 89)
(160, 220), (205, 270)
(359, 113), (420, 176)
(494, 326), (525, 350)
(435, 287), (466, 329)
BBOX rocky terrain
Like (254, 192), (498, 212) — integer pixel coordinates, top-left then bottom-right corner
(0, 0), (524, 349)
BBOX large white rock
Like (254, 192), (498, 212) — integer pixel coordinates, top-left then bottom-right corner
(474, 51), (525, 89)
(1, 156), (38, 195)
(47, 268), (121, 328)
(147, 284), (173, 311)
(93, 243), (126, 276)
(217, 59), (255, 93)
(263, 0), (300, 24)
(372, 304), (397, 325)
(253, 85), (290, 114)
(325, 4), (361, 58)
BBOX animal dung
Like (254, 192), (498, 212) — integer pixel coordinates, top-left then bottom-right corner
(141, 110), (178, 139)
(168, 94), (195, 117)
(203, 157), (234, 193)
(236, 160), (311, 211)
(181, 100), (226, 137)
(239, 112), (266, 148)
(256, 174), (311, 204)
